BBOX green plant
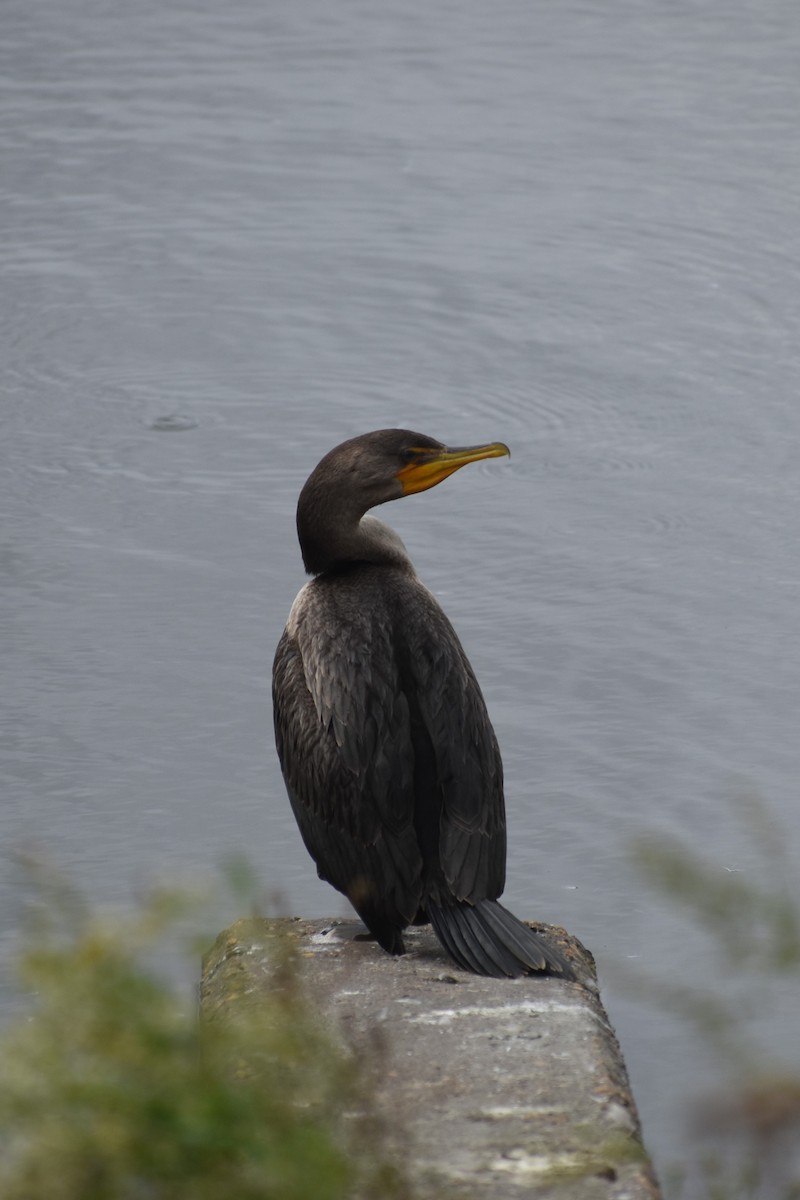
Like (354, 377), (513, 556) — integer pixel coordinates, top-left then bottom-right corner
(0, 866), (411, 1200)
(631, 793), (800, 1200)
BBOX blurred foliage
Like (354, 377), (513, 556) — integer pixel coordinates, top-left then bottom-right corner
(0, 861), (411, 1200)
(635, 792), (800, 977)
(631, 792), (800, 1200)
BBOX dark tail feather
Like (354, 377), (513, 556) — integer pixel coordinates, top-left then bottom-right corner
(426, 905), (476, 973)
(430, 901), (514, 977)
(427, 898), (575, 980)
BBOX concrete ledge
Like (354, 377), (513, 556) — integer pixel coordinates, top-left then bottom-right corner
(201, 917), (660, 1200)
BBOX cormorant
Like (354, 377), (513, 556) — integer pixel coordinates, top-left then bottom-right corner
(272, 429), (573, 979)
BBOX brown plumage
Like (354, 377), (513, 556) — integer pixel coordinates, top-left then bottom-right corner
(272, 429), (573, 979)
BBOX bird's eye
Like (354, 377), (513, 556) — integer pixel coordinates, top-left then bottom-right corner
(398, 448), (417, 465)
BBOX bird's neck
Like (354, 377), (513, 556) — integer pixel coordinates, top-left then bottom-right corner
(298, 497), (413, 576)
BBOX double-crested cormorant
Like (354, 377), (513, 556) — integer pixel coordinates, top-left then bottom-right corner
(273, 429), (573, 979)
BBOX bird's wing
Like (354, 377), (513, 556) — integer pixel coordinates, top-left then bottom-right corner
(272, 583), (423, 926)
(402, 582), (507, 903)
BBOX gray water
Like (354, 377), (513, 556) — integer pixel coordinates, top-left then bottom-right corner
(3, 0), (800, 1181)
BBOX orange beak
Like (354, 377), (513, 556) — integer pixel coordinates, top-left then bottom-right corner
(396, 441), (510, 496)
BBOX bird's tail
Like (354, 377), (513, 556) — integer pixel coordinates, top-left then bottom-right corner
(427, 898), (575, 980)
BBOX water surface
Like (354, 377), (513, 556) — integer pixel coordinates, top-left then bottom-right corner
(3, 0), (800, 1179)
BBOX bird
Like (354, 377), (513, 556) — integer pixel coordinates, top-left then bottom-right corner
(272, 429), (574, 980)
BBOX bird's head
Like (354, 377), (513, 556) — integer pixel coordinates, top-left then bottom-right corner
(296, 429), (510, 573)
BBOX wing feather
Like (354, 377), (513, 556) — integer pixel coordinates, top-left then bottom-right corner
(273, 565), (508, 929)
(273, 574), (422, 926)
(398, 578), (506, 902)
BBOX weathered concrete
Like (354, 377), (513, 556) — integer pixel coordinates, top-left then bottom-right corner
(201, 917), (660, 1200)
